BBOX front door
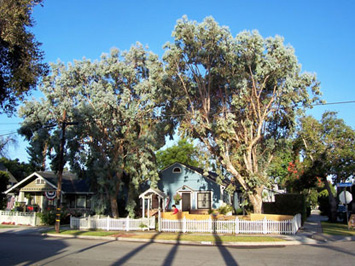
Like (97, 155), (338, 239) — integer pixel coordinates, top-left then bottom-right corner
(181, 193), (191, 211)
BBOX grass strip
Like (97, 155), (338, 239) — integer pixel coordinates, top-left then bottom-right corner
(45, 229), (285, 242)
(321, 222), (355, 236)
(0, 225), (18, 229)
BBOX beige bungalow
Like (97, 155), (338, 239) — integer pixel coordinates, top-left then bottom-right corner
(4, 171), (94, 213)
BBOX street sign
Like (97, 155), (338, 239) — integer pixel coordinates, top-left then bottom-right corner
(339, 191), (353, 204)
(337, 182), (353, 188)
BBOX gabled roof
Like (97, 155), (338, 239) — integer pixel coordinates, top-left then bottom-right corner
(4, 171), (92, 194)
(160, 162), (231, 187)
(139, 187), (167, 199)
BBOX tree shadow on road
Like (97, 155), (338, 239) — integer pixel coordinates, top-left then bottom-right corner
(213, 233), (239, 266)
(0, 234), (68, 266)
(162, 232), (182, 266)
(112, 232), (162, 265)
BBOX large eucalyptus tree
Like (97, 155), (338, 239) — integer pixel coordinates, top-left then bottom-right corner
(19, 44), (169, 217)
(163, 17), (321, 213)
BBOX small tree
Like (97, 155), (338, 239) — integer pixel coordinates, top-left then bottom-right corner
(296, 112), (355, 221)
(156, 139), (200, 170)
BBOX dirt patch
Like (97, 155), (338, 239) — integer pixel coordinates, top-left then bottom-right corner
(112, 233), (137, 238)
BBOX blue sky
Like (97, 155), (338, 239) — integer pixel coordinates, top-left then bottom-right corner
(1, 0), (355, 163)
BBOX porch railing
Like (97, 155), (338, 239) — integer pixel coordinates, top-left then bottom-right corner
(159, 213), (302, 235)
(70, 215), (156, 231)
(0, 211), (39, 226)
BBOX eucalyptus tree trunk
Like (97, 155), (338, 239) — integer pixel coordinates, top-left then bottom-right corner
(324, 178), (338, 222)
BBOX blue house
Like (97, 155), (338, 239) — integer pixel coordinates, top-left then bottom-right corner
(153, 163), (239, 213)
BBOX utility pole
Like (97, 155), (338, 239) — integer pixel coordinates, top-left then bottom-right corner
(54, 110), (78, 233)
(55, 110), (66, 233)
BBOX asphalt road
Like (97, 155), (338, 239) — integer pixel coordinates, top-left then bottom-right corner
(0, 234), (354, 266)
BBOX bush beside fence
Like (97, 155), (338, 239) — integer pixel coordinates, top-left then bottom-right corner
(159, 213), (302, 235)
(70, 215), (156, 231)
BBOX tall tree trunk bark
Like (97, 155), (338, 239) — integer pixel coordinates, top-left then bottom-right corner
(323, 179), (337, 222)
(110, 197), (119, 218)
(248, 188), (263, 214)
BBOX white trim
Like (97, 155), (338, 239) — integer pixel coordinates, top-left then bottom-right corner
(4, 172), (58, 194)
(172, 167), (182, 173)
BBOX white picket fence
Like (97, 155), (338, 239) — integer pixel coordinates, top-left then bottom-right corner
(0, 211), (39, 226)
(70, 215), (156, 231)
(159, 214), (302, 235)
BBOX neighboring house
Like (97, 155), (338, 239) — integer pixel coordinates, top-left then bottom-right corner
(4, 171), (94, 212)
(144, 163), (241, 214)
(262, 184), (286, 203)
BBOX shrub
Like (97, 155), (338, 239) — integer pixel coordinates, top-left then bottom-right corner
(263, 193), (307, 223)
(217, 204), (234, 215)
(37, 207), (69, 225)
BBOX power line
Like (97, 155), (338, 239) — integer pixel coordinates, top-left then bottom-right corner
(313, 100), (355, 106)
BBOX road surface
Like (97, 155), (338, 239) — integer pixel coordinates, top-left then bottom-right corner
(0, 233), (354, 265)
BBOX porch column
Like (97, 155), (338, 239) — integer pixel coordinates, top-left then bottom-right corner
(147, 197), (150, 220)
(142, 197), (145, 219)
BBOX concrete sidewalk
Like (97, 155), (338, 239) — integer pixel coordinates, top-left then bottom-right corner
(294, 209), (355, 243)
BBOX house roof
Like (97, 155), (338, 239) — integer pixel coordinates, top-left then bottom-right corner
(139, 187), (167, 199)
(161, 162), (231, 187)
(4, 171), (92, 194)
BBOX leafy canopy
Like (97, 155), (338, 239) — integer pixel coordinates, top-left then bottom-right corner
(19, 44), (170, 217)
(163, 16), (321, 212)
(0, 0), (47, 115)
(156, 139), (199, 170)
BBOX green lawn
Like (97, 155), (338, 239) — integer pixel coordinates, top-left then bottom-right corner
(45, 229), (285, 242)
(321, 222), (355, 236)
(0, 225), (18, 228)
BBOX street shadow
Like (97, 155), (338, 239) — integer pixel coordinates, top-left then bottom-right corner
(162, 232), (182, 266)
(112, 232), (162, 265)
(213, 233), (239, 266)
(0, 234), (68, 265)
(308, 243), (355, 257)
(43, 239), (116, 264)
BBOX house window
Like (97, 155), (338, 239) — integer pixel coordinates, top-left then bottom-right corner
(76, 196), (86, 208)
(172, 167), (182, 173)
(197, 192), (211, 209)
(36, 178), (45, 185)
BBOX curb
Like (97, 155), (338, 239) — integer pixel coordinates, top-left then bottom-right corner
(42, 233), (306, 247)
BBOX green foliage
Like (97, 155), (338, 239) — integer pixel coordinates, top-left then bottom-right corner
(173, 193), (181, 203)
(263, 194), (307, 223)
(0, 0), (48, 115)
(296, 112), (355, 220)
(217, 204), (234, 215)
(37, 208), (68, 225)
(163, 16), (320, 213)
(156, 139), (199, 170)
(18, 44), (171, 217)
(0, 171), (9, 209)
(297, 112), (355, 184)
(0, 157), (35, 182)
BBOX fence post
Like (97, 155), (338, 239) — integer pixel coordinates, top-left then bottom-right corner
(107, 216), (110, 231)
(263, 217), (267, 234)
(183, 216), (186, 233)
(126, 216), (130, 231)
(88, 215), (91, 229)
(208, 217), (212, 233)
(158, 211), (161, 232)
(235, 217), (239, 234)
(33, 212), (37, 226)
(70, 216), (72, 229)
